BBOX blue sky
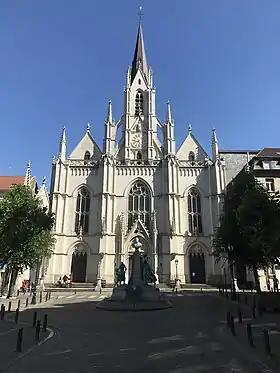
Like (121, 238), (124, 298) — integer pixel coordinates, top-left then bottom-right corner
(1, 1), (280, 187)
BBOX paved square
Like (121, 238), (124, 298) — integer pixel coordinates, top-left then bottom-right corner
(3, 291), (276, 373)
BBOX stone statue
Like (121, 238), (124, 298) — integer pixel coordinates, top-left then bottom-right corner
(115, 262), (127, 287)
(132, 237), (143, 252)
(142, 255), (157, 286)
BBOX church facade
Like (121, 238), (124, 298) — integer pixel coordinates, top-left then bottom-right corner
(45, 22), (227, 286)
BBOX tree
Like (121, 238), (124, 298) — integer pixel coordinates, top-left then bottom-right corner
(0, 184), (55, 297)
(213, 169), (280, 292)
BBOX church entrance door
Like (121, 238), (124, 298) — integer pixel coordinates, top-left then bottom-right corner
(189, 253), (206, 284)
(71, 252), (87, 283)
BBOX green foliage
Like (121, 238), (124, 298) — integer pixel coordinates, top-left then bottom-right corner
(213, 169), (280, 270)
(0, 184), (55, 270)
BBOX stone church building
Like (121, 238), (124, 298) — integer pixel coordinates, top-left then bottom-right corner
(45, 22), (229, 286)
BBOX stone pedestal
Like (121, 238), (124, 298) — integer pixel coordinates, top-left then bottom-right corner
(110, 286), (126, 301)
(140, 285), (161, 301)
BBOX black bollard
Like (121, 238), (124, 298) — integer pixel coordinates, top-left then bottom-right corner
(226, 311), (231, 328)
(31, 291), (36, 305)
(17, 289), (20, 297)
(263, 330), (271, 355)
(0, 304), (5, 320)
(48, 291), (51, 300)
(247, 323), (254, 347)
(35, 320), (41, 342)
(238, 308), (242, 324)
(39, 291), (42, 303)
(32, 311), (37, 328)
(252, 306), (256, 319)
(25, 297), (29, 307)
(17, 299), (21, 310)
(14, 308), (19, 324)
(8, 301), (12, 312)
(43, 314), (48, 332)
(244, 295), (247, 304)
(45, 292), (48, 302)
(200, 288), (203, 293)
(230, 315), (236, 336)
(16, 328), (23, 352)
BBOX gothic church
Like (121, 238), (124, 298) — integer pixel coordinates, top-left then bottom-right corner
(45, 21), (226, 286)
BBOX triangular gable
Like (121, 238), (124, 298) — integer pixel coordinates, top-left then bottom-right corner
(37, 184), (49, 209)
(126, 219), (150, 241)
(69, 131), (102, 160)
(176, 133), (208, 161)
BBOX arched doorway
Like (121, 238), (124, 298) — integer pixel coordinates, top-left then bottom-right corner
(71, 251), (87, 283)
(189, 247), (206, 284)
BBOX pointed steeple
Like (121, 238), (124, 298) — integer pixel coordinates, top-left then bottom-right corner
(131, 22), (149, 83)
(59, 126), (66, 161)
(106, 101), (113, 124)
(211, 127), (219, 162)
(24, 161), (31, 187)
(165, 101), (172, 123)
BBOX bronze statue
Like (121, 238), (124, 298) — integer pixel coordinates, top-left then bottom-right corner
(115, 262), (127, 287)
(142, 255), (157, 286)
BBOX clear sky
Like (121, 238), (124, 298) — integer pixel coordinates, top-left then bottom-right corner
(1, 1), (280, 187)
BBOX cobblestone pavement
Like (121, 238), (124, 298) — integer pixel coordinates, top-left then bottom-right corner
(1, 291), (279, 373)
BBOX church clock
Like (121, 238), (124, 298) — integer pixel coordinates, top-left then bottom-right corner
(131, 133), (141, 148)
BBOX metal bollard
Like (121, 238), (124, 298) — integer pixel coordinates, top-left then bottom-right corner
(17, 289), (20, 297)
(0, 304), (5, 320)
(17, 299), (21, 310)
(247, 323), (254, 347)
(16, 328), (23, 352)
(74, 289), (76, 295)
(263, 330), (271, 355)
(200, 288), (203, 293)
(25, 297), (29, 307)
(14, 308), (19, 324)
(230, 315), (236, 336)
(226, 311), (231, 328)
(39, 291), (42, 303)
(252, 306), (256, 319)
(238, 308), (242, 324)
(8, 301), (12, 312)
(43, 314), (48, 332)
(45, 292), (48, 302)
(35, 320), (41, 342)
(32, 311), (37, 327)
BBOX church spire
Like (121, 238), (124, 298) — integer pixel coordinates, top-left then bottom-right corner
(24, 161), (31, 187)
(211, 127), (219, 162)
(131, 19), (148, 83)
(59, 125), (66, 161)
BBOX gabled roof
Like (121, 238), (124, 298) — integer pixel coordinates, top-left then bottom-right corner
(176, 132), (208, 161)
(257, 148), (280, 158)
(0, 176), (25, 191)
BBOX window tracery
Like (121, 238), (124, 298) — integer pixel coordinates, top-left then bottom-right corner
(75, 188), (90, 234)
(128, 181), (151, 230)
(188, 188), (202, 234)
(135, 91), (144, 115)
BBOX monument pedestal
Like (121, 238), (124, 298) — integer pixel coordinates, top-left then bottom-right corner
(140, 285), (161, 301)
(110, 286), (126, 301)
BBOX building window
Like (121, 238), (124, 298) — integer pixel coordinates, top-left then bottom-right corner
(75, 188), (90, 234)
(135, 91), (144, 115)
(265, 178), (275, 192)
(128, 181), (151, 230)
(188, 188), (202, 235)
(188, 151), (195, 162)
(84, 151), (91, 161)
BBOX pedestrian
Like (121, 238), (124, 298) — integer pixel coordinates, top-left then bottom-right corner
(273, 275), (279, 292)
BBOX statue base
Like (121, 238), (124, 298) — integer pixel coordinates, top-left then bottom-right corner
(110, 286), (126, 301)
(96, 284), (172, 312)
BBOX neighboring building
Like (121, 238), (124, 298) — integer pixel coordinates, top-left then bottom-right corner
(222, 148), (280, 290)
(46, 21), (228, 286)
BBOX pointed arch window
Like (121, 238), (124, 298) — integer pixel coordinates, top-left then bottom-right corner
(188, 151), (195, 162)
(75, 188), (90, 234)
(135, 91), (144, 115)
(128, 181), (151, 230)
(188, 188), (202, 235)
(84, 151), (91, 161)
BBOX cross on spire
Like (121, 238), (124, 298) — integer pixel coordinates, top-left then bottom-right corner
(138, 6), (144, 23)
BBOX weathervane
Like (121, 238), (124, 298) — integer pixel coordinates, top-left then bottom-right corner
(138, 6), (144, 22)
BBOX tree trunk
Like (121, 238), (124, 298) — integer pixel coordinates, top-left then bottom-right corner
(7, 267), (18, 298)
(252, 265), (261, 293)
(0, 269), (10, 296)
